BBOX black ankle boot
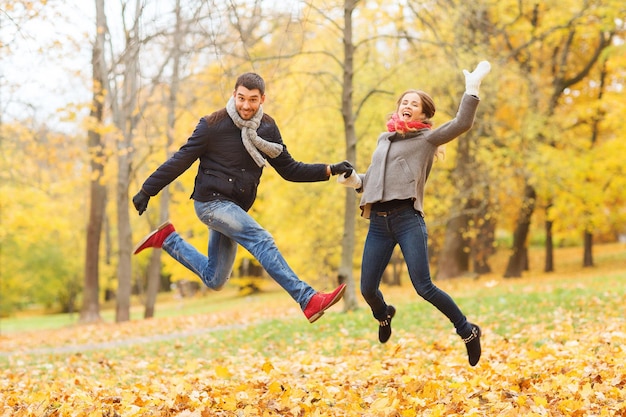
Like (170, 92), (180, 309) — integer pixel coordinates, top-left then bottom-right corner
(378, 305), (396, 343)
(463, 324), (481, 366)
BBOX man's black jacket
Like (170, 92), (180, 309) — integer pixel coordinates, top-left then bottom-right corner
(141, 108), (329, 211)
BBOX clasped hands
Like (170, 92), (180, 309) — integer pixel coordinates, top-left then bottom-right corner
(330, 160), (361, 189)
(336, 166), (362, 190)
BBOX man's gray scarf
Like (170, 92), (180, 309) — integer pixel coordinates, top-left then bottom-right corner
(226, 96), (283, 167)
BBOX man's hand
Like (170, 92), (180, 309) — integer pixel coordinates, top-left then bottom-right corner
(329, 160), (354, 176)
(132, 190), (150, 215)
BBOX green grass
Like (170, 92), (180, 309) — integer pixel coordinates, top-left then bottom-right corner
(2, 244), (624, 361)
(0, 285), (286, 333)
(4, 269), (624, 368)
(0, 311), (78, 333)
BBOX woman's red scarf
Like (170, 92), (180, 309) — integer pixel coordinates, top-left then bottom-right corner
(386, 113), (431, 133)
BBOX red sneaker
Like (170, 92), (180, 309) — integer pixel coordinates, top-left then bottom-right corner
(133, 221), (175, 254)
(303, 284), (346, 323)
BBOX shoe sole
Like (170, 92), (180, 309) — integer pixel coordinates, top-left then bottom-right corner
(133, 221), (172, 255)
(307, 284), (346, 323)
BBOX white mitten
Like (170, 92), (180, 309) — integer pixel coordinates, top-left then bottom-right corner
(463, 60), (491, 97)
(337, 170), (362, 189)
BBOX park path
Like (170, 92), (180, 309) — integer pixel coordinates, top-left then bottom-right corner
(0, 322), (252, 357)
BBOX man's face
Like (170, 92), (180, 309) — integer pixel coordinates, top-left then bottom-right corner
(233, 86), (265, 120)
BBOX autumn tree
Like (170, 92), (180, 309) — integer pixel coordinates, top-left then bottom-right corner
(3, 0), (625, 322)
(295, 0), (363, 310)
(85, 0), (186, 322)
(1, 0), (88, 318)
(133, 0), (308, 313)
(496, 2), (616, 277)
(396, 0), (500, 279)
(80, 0), (107, 324)
(140, 0), (185, 319)
(141, 0), (214, 318)
(281, 0), (438, 309)
(544, 36), (626, 267)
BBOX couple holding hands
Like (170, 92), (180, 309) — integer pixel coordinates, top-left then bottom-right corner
(132, 60), (491, 366)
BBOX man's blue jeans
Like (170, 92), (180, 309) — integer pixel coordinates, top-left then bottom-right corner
(162, 199), (316, 309)
(360, 206), (471, 337)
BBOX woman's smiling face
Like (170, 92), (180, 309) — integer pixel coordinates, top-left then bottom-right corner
(397, 92), (427, 122)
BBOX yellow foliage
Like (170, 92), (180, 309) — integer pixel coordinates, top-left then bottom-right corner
(4, 0), (626, 321)
(262, 361), (274, 374)
(3, 262), (626, 415)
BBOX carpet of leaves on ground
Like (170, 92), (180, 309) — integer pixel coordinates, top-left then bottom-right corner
(2, 266), (626, 416)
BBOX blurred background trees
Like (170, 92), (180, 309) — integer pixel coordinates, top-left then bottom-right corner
(1, 0), (624, 319)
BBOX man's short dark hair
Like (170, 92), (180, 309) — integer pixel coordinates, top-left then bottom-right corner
(234, 73), (265, 95)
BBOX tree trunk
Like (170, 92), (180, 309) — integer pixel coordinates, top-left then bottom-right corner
(115, 0), (142, 322)
(337, 0), (359, 312)
(144, 248), (162, 319)
(144, 0), (183, 319)
(583, 231), (594, 267)
(116, 166), (133, 322)
(80, 0), (107, 324)
(472, 204), (496, 274)
(504, 183), (536, 278)
(437, 212), (470, 279)
(382, 250), (402, 286)
(391, 251), (402, 286)
(581, 60), (606, 270)
(437, 124), (476, 279)
(544, 213), (554, 272)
